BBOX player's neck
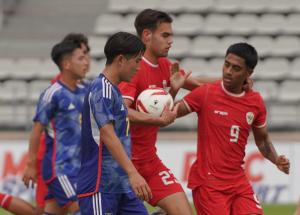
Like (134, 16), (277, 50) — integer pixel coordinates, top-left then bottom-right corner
(59, 73), (78, 91)
(102, 66), (120, 86)
(143, 50), (158, 65)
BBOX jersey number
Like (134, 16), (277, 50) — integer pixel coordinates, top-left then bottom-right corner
(125, 117), (130, 136)
(159, 170), (179, 185)
(230, 125), (240, 143)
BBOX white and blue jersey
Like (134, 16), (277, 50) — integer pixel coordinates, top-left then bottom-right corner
(33, 81), (88, 183)
(77, 74), (132, 197)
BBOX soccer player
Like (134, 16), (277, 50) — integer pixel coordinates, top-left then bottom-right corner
(175, 43), (290, 214)
(0, 192), (36, 215)
(23, 40), (89, 215)
(119, 8), (213, 214)
(27, 33), (91, 215)
(77, 31), (160, 214)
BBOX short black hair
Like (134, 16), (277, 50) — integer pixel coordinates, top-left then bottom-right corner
(51, 40), (81, 70)
(226, 43), (258, 70)
(62, 33), (90, 52)
(134, 9), (173, 37)
(104, 31), (145, 65)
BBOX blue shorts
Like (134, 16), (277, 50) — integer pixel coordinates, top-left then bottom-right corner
(78, 191), (147, 215)
(45, 175), (77, 207)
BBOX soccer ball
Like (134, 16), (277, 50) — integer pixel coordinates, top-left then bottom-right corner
(136, 88), (174, 117)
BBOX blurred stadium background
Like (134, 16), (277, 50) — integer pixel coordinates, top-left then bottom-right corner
(0, 0), (299, 214)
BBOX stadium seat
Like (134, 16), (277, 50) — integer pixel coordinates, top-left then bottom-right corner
(253, 80), (279, 102)
(168, 36), (191, 58)
(271, 36), (300, 57)
(11, 58), (41, 80)
(130, 0), (160, 12)
(247, 36), (274, 57)
(289, 57), (300, 79)
(269, 104), (299, 128)
(214, 0), (241, 13)
(121, 14), (137, 34)
(173, 14), (203, 36)
(180, 58), (210, 76)
(158, 0), (185, 13)
(255, 58), (289, 80)
(0, 104), (14, 127)
(107, 0), (135, 13)
(0, 58), (14, 79)
(205, 58), (224, 77)
(266, 0), (294, 12)
(94, 14), (123, 35)
(190, 36), (219, 57)
(89, 36), (107, 58)
(278, 80), (300, 103)
(216, 36), (247, 57)
(283, 14), (300, 34)
(229, 14), (259, 35)
(256, 14), (285, 35)
(202, 14), (232, 35)
(2, 80), (28, 102)
(37, 59), (59, 80)
(184, 0), (214, 12)
(239, 0), (268, 13)
(14, 104), (29, 127)
(28, 80), (51, 102)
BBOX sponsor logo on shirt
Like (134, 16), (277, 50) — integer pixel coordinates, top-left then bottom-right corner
(246, 112), (254, 125)
(68, 103), (76, 110)
(214, 110), (228, 116)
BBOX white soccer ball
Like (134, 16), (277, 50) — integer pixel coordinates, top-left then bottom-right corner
(136, 88), (174, 117)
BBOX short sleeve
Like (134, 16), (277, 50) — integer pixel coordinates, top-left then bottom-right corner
(33, 91), (57, 126)
(183, 85), (207, 113)
(119, 76), (138, 102)
(253, 95), (267, 128)
(89, 91), (115, 128)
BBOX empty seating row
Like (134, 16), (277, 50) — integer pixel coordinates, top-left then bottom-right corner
(108, 0), (300, 14)
(94, 13), (300, 36)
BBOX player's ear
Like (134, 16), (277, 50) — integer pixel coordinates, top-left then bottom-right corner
(115, 54), (125, 66)
(142, 29), (152, 43)
(62, 58), (71, 71)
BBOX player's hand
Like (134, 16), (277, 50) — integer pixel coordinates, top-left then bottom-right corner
(276, 155), (290, 174)
(242, 77), (253, 91)
(22, 163), (37, 188)
(159, 103), (179, 127)
(170, 62), (192, 92)
(128, 171), (152, 202)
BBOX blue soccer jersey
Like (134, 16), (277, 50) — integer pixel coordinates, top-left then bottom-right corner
(77, 74), (132, 197)
(33, 81), (88, 183)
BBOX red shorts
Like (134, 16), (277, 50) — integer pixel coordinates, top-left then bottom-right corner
(192, 178), (263, 215)
(36, 159), (48, 208)
(133, 157), (184, 206)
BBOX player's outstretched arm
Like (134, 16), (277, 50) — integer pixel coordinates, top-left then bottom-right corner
(100, 123), (152, 202)
(124, 99), (177, 127)
(23, 122), (44, 188)
(252, 126), (290, 174)
(169, 62), (192, 98)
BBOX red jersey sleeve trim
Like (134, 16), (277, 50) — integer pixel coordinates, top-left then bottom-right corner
(122, 95), (134, 101)
(253, 121), (267, 128)
(182, 99), (192, 113)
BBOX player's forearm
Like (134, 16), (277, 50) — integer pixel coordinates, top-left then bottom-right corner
(257, 138), (278, 165)
(101, 126), (138, 175)
(127, 108), (165, 126)
(27, 123), (43, 166)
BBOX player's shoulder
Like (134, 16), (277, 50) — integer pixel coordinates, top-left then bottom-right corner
(41, 82), (62, 102)
(90, 75), (116, 99)
(246, 89), (264, 101)
(158, 57), (171, 65)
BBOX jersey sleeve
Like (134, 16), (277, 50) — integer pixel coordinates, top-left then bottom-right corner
(33, 91), (57, 126)
(119, 75), (138, 102)
(89, 91), (115, 128)
(183, 85), (207, 113)
(253, 95), (267, 128)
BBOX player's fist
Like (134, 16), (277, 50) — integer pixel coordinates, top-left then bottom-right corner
(276, 155), (290, 174)
(128, 171), (152, 202)
(22, 163), (37, 188)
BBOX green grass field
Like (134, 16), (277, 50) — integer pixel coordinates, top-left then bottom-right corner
(1, 203), (296, 215)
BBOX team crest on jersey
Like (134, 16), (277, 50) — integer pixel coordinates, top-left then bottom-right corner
(246, 112), (254, 125)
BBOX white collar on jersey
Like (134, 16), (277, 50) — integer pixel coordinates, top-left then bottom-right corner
(221, 81), (245, 97)
(142, 56), (159, 68)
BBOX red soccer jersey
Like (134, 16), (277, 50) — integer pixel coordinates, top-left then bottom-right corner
(119, 57), (173, 162)
(183, 81), (266, 188)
